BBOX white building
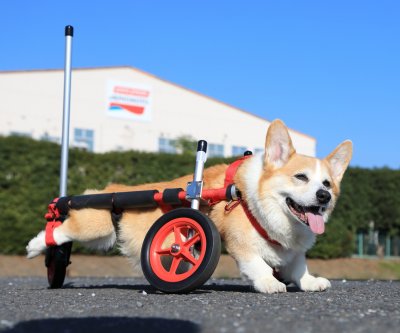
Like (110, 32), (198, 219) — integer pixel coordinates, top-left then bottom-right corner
(0, 67), (315, 157)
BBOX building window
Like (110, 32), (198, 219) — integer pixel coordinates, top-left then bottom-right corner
(74, 128), (94, 151)
(208, 143), (224, 157)
(10, 131), (31, 138)
(41, 133), (60, 144)
(232, 146), (247, 156)
(159, 137), (176, 154)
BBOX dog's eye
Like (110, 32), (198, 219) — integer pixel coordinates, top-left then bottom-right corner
(323, 180), (331, 188)
(294, 173), (309, 182)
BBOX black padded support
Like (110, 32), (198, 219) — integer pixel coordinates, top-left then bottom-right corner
(162, 188), (184, 205)
(56, 196), (72, 215)
(69, 193), (114, 210)
(58, 189), (159, 212)
(113, 190), (159, 209)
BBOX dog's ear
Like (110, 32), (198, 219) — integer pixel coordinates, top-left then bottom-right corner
(324, 140), (353, 182)
(264, 119), (296, 169)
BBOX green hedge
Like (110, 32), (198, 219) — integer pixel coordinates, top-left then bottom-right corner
(1, 136), (399, 258)
(0, 136), (229, 255)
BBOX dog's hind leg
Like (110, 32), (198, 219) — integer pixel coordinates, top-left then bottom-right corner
(26, 208), (116, 259)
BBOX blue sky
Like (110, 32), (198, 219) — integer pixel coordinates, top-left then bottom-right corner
(1, 1), (399, 168)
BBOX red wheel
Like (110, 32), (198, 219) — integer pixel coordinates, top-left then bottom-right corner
(141, 208), (221, 293)
(149, 217), (207, 283)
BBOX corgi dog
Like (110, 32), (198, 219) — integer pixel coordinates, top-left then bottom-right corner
(27, 119), (352, 293)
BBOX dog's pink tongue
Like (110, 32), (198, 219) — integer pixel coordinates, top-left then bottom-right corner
(306, 213), (325, 234)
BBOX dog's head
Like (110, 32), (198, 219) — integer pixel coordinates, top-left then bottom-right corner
(259, 119), (352, 236)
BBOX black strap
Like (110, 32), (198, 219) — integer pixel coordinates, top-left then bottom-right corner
(111, 208), (123, 237)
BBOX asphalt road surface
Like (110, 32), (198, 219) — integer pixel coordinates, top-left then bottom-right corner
(0, 277), (399, 333)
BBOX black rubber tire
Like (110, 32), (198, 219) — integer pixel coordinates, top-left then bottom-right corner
(45, 242), (72, 289)
(141, 208), (221, 293)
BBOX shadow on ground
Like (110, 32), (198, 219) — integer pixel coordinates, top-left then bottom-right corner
(2, 317), (200, 333)
(61, 281), (302, 294)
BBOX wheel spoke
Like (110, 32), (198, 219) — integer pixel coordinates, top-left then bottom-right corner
(169, 257), (182, 275)
(180, 248), (198, 265)
(155, 247), (171, 256)
(184, 233), (201, 248)
(173, 226), (183, 244)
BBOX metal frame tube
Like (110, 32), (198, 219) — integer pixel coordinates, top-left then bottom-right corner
(59, 25), (74, 197)
(190, 140), (208, 210)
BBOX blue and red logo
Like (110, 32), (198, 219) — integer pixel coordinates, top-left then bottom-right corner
(109, 103), (145, 115)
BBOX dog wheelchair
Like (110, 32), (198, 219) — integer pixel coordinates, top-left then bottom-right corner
(40, 26), (251, 293)
(43, 141), (252, 293)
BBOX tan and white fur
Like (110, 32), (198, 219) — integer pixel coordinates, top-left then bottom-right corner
(27, 119), (352, 293)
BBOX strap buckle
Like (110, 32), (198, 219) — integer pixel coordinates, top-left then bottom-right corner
(225, 198), (241, 212)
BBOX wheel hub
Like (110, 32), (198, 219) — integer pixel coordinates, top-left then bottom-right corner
(170, 243), (181, 254)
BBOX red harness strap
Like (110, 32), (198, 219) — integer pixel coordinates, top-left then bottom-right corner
(240, 199), (281, 246)
(224, 156), (281, 247)
(224, 155), (252, 188)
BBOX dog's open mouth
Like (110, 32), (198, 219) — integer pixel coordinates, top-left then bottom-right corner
(286, 198), (325, 234)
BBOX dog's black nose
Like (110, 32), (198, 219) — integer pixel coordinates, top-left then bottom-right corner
(316, 189), (331, 204)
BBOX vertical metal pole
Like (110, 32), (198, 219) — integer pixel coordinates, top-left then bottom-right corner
(59, 25), (74, 197)
(190, 140), (208, 210)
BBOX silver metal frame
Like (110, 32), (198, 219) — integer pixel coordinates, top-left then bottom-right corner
(59, 26), (73, 197)
(186, 142), (208, 210)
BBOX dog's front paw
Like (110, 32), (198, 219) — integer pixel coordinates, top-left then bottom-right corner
(254, 276), (287, 294)
(300, 276), (331, 292)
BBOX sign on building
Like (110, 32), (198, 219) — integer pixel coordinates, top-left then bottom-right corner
(106, 81), (152, 121)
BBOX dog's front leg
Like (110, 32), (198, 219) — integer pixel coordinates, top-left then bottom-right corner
(282, 253), (331, 292)
(238, 256), (287, 293)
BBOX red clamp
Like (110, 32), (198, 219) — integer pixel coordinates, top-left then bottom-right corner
(45, 198), (62, 247)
